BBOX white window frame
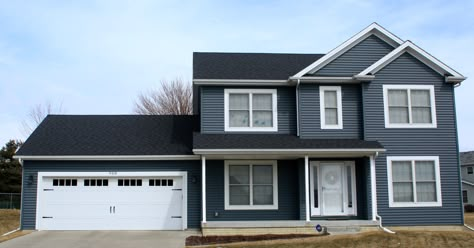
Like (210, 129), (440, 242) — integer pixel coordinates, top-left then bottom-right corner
(387, 156), (442, 207)
(224, 160), (278, 210)
(224, 89), (278, 132)
(383, 85), (437, 128)
(319, 86), (343, 129)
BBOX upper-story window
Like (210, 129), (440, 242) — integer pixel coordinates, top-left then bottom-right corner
(383, 85), (437, 128)
(468, 166), (473, 174)
(224, 89), (278, 132)
(319, 86), (343, 129)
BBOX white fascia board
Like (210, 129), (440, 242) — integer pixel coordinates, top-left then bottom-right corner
(357, 41), (465, 81)
(193, 79), (289, 86)
(463, 180), (474, 186)
(14, 155), (201, 161)
(193, 148), (386, 155)
(289, 76), (360, 83)
(292, 22), (404, 78)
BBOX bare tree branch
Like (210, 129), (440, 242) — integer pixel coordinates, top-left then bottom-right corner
(21, 101), (64, 136)
(134, 78), (193, 115)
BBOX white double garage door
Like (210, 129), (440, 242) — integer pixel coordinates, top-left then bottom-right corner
(36, 172), (187, 230)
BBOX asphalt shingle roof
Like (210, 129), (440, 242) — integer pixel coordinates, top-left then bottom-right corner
(193, 133), (383, 150)
(16, 115), (199, 156)
(193, 52), (324, 80)
(460, 151), (474, 166)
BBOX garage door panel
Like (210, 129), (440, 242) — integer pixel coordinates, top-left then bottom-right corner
(38, 174), (185, 230)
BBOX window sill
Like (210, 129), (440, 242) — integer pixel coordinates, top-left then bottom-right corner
(224, 205), (279, 210)
(389, 202), (442, 208)
(385, 124), (437, 128)
(224, 127), (278, 132)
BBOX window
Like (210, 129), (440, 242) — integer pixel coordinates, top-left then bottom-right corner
(463, 190), (468, 203)
(387, 156), (442, 207)
(84, 179), (109, 187)
(383, 85), (437, 128)
(53, 179), (77, 187)
(224, 89), (278, 132)
(149, 179), (173, 186)
(468, 167), (473, 174)
(224, 160), (278, 210)
(320, 86), (343, 129)
(118, 179), (142, 187)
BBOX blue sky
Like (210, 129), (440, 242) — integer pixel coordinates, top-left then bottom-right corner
(1, 0), (473, 151)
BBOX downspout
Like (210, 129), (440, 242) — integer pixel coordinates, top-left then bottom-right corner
(371, 152), (395, 234)
(296, 79), (301, 136)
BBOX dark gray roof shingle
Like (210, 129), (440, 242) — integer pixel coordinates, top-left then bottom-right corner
(193, 133), (383, 150)
(17, 115), (199, 156)
(460, 151), (474, 166)
(193, 52), (324, 80)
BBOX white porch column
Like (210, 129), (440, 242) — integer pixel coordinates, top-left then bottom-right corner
(370, 155), (378, 221)
(304, 155), (310, 222)
(201, 156), (207, 223)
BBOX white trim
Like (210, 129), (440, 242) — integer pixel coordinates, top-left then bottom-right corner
(289, 77), (361, 83)
(201, 156), (206, 223)
(387, 156), (442, 207)
(224, 89), (278, 132)
(224, 160), (278, 210)
(193, 148), (386, 155)
(36, 171), (188, 230)
(193, 79), (289, 86)
(370, 155), (378, 221)
(357, 41), (465, 80)
(304, 156), (310, 222)
(320, 86), (343, 129)
(14, 155), (201, 161)
(382, 85), (437, 128)
(462, 180), (474, 186)
(293, 23), (403, 77)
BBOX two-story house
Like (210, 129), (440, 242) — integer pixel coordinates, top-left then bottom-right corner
(461, 151), (474, 205)
(15, 23), (466, 234)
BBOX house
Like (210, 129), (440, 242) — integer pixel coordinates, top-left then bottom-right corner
(461, 151), (474, 205)
(15, 23), (466, 234)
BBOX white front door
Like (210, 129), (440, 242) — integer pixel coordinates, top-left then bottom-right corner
(310, 161), (357, 216)
(320, 164), (344, 215)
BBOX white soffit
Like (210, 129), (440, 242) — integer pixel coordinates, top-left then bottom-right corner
(292, 23), (404, 78)
(357, 41), (466, 82)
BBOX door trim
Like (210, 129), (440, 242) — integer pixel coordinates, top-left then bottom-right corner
(309, 161), (357, 217)
(36, 171), (188, 230)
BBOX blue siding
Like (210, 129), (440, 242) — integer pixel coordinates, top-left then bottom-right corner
(20, 160), (201, 229)
(206, 160), (299, 221)
(200, 86), (296, 134)
(299, 84), (362, 139)
(363, 53), (463, 225)
(314, 35), (395, 76)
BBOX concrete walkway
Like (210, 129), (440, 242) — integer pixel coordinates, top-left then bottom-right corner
(0, 230), (200, 248)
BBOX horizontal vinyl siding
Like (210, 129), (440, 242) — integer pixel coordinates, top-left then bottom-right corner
(299, 84), (362, 139)
(206, 160), (299, 221)
(314, 35), (395, 77)
(200, 86), (296, 134)
(363, 53), (463, 226)
(20, 160), (201, 229)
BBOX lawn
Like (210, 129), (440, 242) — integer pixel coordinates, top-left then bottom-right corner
(0, 209), (29, 243)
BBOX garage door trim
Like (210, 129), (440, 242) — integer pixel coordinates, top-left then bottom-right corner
(36, 171), (188, 230)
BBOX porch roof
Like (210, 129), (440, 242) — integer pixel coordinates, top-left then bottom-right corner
(193, 133), (384, 156)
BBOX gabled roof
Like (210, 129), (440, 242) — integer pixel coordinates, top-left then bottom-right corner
(16, 115), (199, 156)
(292, 22), (404, 78)
(193, 52), (324, 80)
(461, 151), (474, 166)
(356, 41), (466, 83)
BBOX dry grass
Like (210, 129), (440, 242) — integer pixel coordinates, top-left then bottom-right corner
(209, 231), (474, 248)
(0, 209), (30, 243)
(465, 213), (474, 226)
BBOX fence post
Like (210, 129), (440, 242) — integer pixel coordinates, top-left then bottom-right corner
(10, 193), (13, 209)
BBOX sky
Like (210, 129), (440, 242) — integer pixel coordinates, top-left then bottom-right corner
(0, 0), (473, 151)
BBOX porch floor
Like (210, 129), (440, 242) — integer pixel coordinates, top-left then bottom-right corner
(202, 220), (378, 228)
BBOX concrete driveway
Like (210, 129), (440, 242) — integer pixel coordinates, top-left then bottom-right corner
(0, 230), (200, 248)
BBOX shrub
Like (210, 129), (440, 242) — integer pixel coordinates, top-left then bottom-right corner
(465, 204), (474, 212)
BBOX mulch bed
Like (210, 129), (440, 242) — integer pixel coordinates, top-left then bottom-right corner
(186, 233), (323, 246)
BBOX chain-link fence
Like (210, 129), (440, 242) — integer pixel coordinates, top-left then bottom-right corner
(0, 193), (21, 209)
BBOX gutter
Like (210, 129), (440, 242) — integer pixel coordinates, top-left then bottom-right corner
(296, 79), (301, 136)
